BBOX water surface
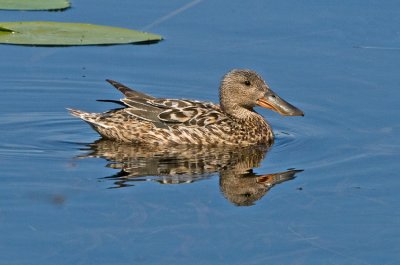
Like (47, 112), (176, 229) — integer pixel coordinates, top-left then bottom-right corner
(1, 1), (400, 264)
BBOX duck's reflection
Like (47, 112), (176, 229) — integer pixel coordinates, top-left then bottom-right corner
(80, 139), (303, 206)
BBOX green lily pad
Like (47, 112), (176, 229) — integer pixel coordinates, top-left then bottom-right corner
(0, 0), (70, 11)
(0, 21), (163, 46)
(0, 26), (13, 32)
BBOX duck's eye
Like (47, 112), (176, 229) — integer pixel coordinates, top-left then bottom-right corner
(244, 80), (251, 86)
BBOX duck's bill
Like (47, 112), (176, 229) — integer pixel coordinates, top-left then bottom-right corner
(256, 89), (304, 116)
(256, 169), (303, 185)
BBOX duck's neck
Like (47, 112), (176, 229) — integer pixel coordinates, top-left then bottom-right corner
(221, 104), (260, 120)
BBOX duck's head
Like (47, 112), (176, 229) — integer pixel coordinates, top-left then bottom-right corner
(219, 69), (304, 118)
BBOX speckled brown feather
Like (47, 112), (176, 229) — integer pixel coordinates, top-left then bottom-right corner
(68, 69), (276, 146)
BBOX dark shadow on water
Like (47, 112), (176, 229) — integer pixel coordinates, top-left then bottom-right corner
(79, 139), (303, 206)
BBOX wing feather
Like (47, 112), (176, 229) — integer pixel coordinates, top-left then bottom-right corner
(106, 79), (154, 100)
(104, 79), (227, 127)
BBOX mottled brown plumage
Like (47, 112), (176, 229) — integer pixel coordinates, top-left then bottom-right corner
(68, 69), (303, 146)
(80, 139), (303, 205)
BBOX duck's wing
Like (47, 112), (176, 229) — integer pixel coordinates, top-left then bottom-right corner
(153, 100), (227, 126)
(106, 79), (227, 127)
(97, 79), (156, 107)
(106, 79), (155, 101)
(104, 79), (164, 125)
(126, 98), (227, 127)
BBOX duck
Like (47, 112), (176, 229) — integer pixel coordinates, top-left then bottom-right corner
(68, 69), (303, 146)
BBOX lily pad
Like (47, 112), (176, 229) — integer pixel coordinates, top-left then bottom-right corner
(0, 0), (70, 11)
(0, 26), (13, 32)
(0, 21), (163, 46)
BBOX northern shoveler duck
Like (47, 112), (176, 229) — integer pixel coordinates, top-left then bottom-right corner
(68, 69), (303, 146)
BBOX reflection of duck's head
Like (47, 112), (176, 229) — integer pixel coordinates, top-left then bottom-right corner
(80, 139), (302, 206)
(219, 169), (302, 206)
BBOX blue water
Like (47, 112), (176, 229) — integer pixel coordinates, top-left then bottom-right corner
(1, 1), (400, 264)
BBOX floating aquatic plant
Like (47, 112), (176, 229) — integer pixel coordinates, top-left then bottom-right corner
(0, 21), (163, 46)
(0, 0), (71, 11)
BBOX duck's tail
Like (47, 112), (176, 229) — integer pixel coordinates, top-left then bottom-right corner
(67, 108), (105, 125)
(67, 108), (114, 134)
(67, 108), (94, 121)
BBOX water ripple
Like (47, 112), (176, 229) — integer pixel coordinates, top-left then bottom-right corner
(0, 112), (94, 159)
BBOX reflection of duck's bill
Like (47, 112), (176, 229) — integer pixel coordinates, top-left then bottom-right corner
(256, 169), (303, 186)
(256, 89), (304, 116)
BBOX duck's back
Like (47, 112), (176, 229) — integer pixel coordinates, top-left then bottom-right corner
(69, 79), (274, 146)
